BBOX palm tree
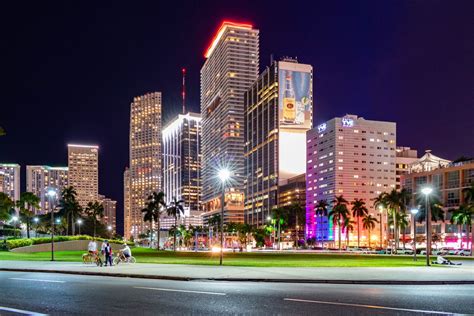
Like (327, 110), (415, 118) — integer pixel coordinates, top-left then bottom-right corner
(271, 207), (288, 250)
(85, 201), (104, 237)
(141, 191), (166, 249)
(328, 195), (350, 250)
(208, 214), (221, 247)
(237, 223), (252, 248)
(58, 186), (82, 235)
(397, 213), (409, 250)
(167, 197), (185, 251)
(285, 203), (305, 247)
(463, 183), (474, 204)
(0, 192), (15, 221)
(451, 204), (474, 255)
(343, 217), (356, 248)
(16, 192), (40, 238)
(362, 214), (379, 248)
(351, 198), (368, 247)
(315, 199), (328, 246)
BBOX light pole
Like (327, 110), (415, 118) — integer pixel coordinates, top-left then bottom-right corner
(33, 217), (39, 237)
(218, 168), (230, 266)
(378, 206), (384, 249)
(47, 189), (58, 261)
(421, 187), (433, 266)
(11, 216), (19, 238)
(410, 208), (419, 261)
(77, 219), (83, 235)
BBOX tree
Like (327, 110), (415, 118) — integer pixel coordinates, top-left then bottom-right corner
(0, 192), (15, 221)
(286, 203), (305, 247)
(328, 195), (350, 250)
(251, 226), (268, 248)
(141, 191), (166, 249)
(58, 186), (82, 235)
(343, 217), (356, 248)
(85, 201), (104, 237)
(237, 223), (251, 248)
(463, 183), (474, 204)
(315, 200), (328, 247)
(450, 204), (474, 255)
(0, 126), (5, 137)
(396, 213), (409, 250)
(16, 192), (40, 238)
(167, 197), (185, 251)
(208, 214), (221, 246)
(271, 207), (288, 250)
(351, 198), (368, 247)
(362, 214), (379, 248)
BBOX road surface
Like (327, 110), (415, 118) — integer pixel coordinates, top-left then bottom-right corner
(0, 271), (472, 315)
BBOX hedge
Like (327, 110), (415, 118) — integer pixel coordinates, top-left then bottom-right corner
(6, 235), (133, 250)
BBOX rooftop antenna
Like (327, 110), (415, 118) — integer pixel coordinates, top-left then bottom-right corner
(182, 67), (186, 114)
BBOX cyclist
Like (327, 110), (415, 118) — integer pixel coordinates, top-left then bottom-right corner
(122, 243), (132, 261)
(88, 239), (97, 256)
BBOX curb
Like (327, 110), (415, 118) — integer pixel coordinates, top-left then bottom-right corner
(1, 268), (474, 285)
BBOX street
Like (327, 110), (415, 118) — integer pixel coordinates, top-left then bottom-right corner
(0, 271), (473, 315)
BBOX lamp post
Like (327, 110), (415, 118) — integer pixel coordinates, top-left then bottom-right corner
(11, 216), (19, 238)
(77, 219), (83, 235)
(47, 189), (58, 261)
(218, 168), (230, 266)
(33, 217), (39, 237)
(410, 208), (419, 261)
(378, 206), (384, 249)
(267, 216), (273, 246)
(421, 187), (433, 266)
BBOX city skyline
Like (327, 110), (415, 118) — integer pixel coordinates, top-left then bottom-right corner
(1, 1), (473, 235)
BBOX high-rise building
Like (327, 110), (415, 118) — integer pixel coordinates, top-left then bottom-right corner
(306, 115), (396, 246)
(99, 194), (117, 234)
(123, 168), (131, 239)
(244, 59), (313, 226)
(278, 174), (306, 209)
(200, 21), (259, 224)
(26, 165), (68, 214)
(0, 163), (20, 204)
(395, 147), (418, 190)
(163, 112), (202, 228)
(129, 92), (162, 238)
(67, 144), (99, 208)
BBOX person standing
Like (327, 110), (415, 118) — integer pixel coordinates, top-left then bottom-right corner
(104, 241), (113, 266)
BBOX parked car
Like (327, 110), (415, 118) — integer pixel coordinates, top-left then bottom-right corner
(458, 249), (472, 256)
(396, 249), (414, 255)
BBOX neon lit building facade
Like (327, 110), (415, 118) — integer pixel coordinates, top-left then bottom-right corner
(163, 112), (202, 228)
(128, 92), (162, 238)
(67, 144), (99, 208)
(244, 59), (313, 226)
(26, 165), (68, 214)
(200, 21), (259, 223)
(306, 115), (396, 245)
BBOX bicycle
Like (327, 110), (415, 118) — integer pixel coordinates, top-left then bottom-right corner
(113, 250), (136, 265)
(82, 251), (103, 267)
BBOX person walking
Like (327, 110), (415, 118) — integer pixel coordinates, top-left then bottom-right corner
(104, 241), (113, 266)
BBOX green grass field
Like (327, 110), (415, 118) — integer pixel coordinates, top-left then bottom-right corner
(1, 248), (467, 267)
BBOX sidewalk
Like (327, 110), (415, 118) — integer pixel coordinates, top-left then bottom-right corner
(1, 260), (473, 284)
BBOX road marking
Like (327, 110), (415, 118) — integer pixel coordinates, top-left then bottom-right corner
(9, 277), (65, 283)
(0, 306), (47, 315)
(283, 298), (453, 315)
(134, 286), (226, 296)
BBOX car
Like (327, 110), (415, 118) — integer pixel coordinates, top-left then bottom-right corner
(397, 249), (414, 255)
(458, 249), (471, 256)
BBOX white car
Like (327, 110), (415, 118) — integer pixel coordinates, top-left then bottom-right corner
(457, 249), (471, 256)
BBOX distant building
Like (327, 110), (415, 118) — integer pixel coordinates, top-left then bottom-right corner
(278, 174), (306, 209)
(395, 147), (418, 190)
(200, 21), (259, 224)
(26, 165), (68, 214)
(244, 59), (313, 226)
(68, 144), (99, 208)
(0, 163), (20, 204)
(163, 112), (202, 228)
(402, 158), (474, 248)
(99, 194), (117, 234)
(128, 92), (162, 238)
(123, 168), (131, 239)
(306, 115), (396, 246)
(408, 150), (451, 173)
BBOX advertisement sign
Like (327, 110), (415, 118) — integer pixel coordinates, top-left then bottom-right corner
(278, 68), (312, 130)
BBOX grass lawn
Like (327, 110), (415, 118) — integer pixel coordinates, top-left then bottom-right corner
(2, 248), (470, 267)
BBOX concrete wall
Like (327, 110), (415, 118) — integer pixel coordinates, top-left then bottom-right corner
(11, 240), (126, 253)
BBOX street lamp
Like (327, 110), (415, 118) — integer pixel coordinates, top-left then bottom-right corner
(11, 216), (19, 238)
(218, 168), (231, 266)
(378, 206), (384, 249)
(77, 219), (83, 235)
(421, 186), (433, 266)
(410, 208), (419, 261)
(47, 189), (58, 261)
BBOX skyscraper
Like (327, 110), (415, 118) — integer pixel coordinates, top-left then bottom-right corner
(200, 21), (259, 223)
(128, 92), (162, 238)
(99, 194), (117, 234)
(163, 112), (202, 227)
(67, 144), (99, 208)
(306, 115), (396, 245)
(0, 163), (20, 203)
(26, 165), (68, 214)
(123, 167), (131, 239)
(244, 59), (313, 226)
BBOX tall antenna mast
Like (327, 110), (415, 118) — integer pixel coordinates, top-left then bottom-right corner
(182, 67), (186, 114)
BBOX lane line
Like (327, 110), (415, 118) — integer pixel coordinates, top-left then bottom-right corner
(9, 277), (65, 283)
(283, 298), (454, 315)
(0, 306), (47, 315)
(134, 286), (226, 296)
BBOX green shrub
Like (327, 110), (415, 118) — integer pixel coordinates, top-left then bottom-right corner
(6, 235), (133, 249)
(6, 239), (33, 249)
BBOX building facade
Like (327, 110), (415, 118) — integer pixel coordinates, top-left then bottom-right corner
(200, 21), (259, 223)
(67, 144), (99, 208)
(0, 163), (20, 203)
(278, 174), (306, 209)
(26, 165), (68, 214)
(402, 158), (474, 248)
(128, 92), (162, 238)
(163, 112), (202, 228)
(99, 194), (117, 234)
(306, 115), (396, 245)
(395, 147), (418, 190)
(123, 168), (131, 239)
(244, 59), (313, 226)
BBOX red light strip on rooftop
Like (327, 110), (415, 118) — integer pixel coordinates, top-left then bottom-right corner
(204, 21), (253, 58)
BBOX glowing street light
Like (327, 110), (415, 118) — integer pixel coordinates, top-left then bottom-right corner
(217, 168), (231, 266)
(77, 219), (83, 235)
(410, 208), (419, 261)
(46, 188), (58, 261)
(33, 217), (39, 223)
(421, 186), (433, 266)
(107, 225), (112, 231)
(378, 205), (384, 249)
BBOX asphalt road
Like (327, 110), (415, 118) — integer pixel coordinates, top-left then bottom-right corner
(0, 271), (473, 315)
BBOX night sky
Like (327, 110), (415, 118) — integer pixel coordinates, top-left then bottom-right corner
(1, 1), (473, 235)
